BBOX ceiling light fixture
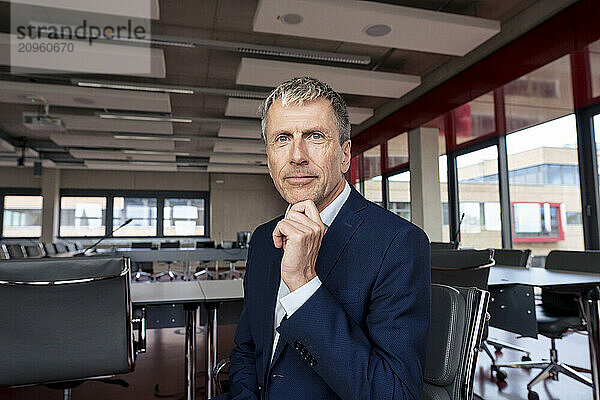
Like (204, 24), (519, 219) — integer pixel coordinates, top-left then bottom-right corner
(73, 79), (268, 98)
(113, 135), (192, 142)
(76, 81), (194, 94)
(280, 13), (303, 24)
(123, 150), (190, 156)
(98, 113), (192, 123)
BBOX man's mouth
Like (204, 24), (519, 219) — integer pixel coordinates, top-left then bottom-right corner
(284, 175), (317, 185)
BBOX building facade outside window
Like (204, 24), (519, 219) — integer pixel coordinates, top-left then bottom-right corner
(2, 195), (43, 238)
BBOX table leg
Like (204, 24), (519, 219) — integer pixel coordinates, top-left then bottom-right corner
(185, 306), (197, 400)
(580, 286), (600, 400)
(205, 303), (219, 399)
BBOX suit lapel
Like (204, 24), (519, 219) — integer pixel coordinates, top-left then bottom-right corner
(261, 239), (283, 380)
(315, 186), (366, 283)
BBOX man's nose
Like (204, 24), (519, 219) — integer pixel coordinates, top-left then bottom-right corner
(289, 139), (308, 165)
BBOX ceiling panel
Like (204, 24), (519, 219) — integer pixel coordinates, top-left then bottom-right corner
(225, 97), (373, 124)
(70, 149), (176, 162)
(217, 123), (262, 139)
(0, 81), (172, 112)
(51, 133), (176, 151)
(213, 138), (265, 154)
(207, 163), (268, 174)
(56, 114), (174, 134)
(209, 153), (267, 165)
(84, 160), (178, 172)
(254, 0), (500, 56)
(236, 58), (420, 98)
(9, 0), (160, 19)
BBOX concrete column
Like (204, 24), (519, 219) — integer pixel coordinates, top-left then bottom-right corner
(41, 169), (60, 242)
(409, 127), (442, 241)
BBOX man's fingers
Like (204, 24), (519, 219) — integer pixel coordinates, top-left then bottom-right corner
(285, 210), (322, 233)
(272, 219), (304, 248)
(290, 200), (323, 226)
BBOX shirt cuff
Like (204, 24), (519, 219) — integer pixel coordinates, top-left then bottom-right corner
(280, 276), (322, 317)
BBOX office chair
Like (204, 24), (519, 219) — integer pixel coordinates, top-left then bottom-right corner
(212, 284), (490, 400)
(130, 242), (154, 281)
(42, 242), (57, 257)
(484, 249), (533, 366)
(154, 241), (184, 281)
(430, 249), (510, 382)
(5, 244), (26, 259)
(0, 256), (146, 399)
(193, 241), (218, 280)
(0, 244), (9, 259)
(495, 250), (595, 400)
(24, 243), (45, 258)
(54, 242), (68, 254)
(430, 241), (459, 251)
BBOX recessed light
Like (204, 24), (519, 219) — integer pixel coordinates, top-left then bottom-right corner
(280, 13), (303, 25)
(364, 24), (392, 37)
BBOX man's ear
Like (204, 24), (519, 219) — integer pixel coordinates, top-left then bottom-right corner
(341, 140), (351, 174)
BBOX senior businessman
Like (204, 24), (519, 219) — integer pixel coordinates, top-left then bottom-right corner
(215, 76), (430, 400)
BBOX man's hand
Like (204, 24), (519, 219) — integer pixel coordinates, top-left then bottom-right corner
(273, 200), (325, 292)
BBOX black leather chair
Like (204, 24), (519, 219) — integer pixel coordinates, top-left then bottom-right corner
(422, 284), (490, 400)
(42, 242), (57, 257)
(54, 242), (68, 254)
(6, 244), (26, 259)
(0, 256), (146, 399)
(495, 250), (595, 400)
(24, 243), (45, 258)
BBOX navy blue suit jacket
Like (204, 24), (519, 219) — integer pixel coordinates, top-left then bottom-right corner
(221, 186), (430, 400)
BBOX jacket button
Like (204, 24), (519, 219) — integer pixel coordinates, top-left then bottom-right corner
(309, 357), (317, 366)
(300, 347), (308, 356)
(293, 341), (302, 350)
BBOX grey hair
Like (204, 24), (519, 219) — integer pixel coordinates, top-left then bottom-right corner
(259, 76), (351, 145)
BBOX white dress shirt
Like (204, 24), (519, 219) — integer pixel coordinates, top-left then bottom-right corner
(270, 181), (351, 362)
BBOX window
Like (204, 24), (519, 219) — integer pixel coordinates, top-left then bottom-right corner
(163, 198), (205, 236)
(60, 196), (106, 237)
(59, 190), (208, 238)
(388, 171), (410, 220)
(439, 155), (450, 240)
(507, 114), (583, 255)
(2, 195), (43, 237)
(512, 202), (563, 242)
(113, 197), (157, 237)
(457, 146), (502, 248)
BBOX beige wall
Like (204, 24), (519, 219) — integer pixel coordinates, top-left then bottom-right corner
(0, 167), (284, 242)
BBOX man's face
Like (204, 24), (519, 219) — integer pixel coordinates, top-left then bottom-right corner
(265, 98), (351, 210)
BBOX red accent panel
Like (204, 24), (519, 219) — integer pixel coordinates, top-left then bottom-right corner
(352, 0), (600, 156)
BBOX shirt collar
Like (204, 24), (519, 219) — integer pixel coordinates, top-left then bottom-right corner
(285, 180), (351, 228)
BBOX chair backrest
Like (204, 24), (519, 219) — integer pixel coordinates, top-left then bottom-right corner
(54, 242), (68, 253)
(545, 250), (600, 273)
(197, 240), (215, 248)
(423, 284), (489, 400)
(131, 241), (153, 249)
(0, 256), (136, 386)
(160, 241), (180, 249)
(430, 249), (494, 291)
(430, 241), (459, 251)
(492, 249), (530, 268)
(42, 242), (57, 256)
(6, 244), (25, 259)
(24, 243), (44, 258)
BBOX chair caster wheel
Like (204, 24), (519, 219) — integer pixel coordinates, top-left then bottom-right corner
(528, 390), (539, 400)
(169, 277), (174, 281)
(522, 355), (532, 362)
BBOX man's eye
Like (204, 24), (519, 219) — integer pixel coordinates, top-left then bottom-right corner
(310, 132), (323, 140)
(276, 135), (289, 142)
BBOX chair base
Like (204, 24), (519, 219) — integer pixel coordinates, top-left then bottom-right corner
(153, 269), (184, 281)
(134, 271), (153, 282)
(495, 338), (592, 396)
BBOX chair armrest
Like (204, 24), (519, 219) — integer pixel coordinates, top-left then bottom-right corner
(132, 307), (147, 357)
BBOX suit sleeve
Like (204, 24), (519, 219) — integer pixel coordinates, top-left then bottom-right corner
(277, 226), (431, 400)
(217, 233), (260, 400)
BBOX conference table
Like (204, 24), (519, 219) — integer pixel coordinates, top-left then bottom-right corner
(488, 265), (600, 400)
(131, 279), (243, 400)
